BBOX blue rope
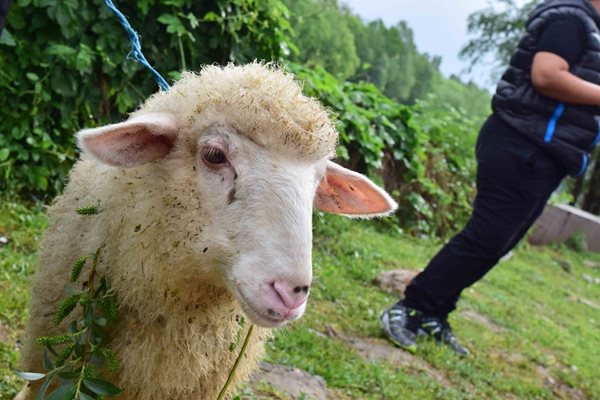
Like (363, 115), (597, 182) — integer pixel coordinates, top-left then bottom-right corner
(104, 0), (170, 91)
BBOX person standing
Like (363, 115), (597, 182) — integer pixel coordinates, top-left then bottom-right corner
(381, 0), (600, 356)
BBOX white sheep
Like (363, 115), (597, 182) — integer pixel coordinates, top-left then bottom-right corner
(18, 63), (397, 400)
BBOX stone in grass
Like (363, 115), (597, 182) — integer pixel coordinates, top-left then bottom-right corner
(461, 309), (506, 334)
(374, 269), (420, 295)
(583, 260), (600, 269)
(582, 274), (600, 284)
(340, 335), (451, 387)
(553, 258), (573, 274)
(248, 362), (328, 400)
(535, 364), (588, 400)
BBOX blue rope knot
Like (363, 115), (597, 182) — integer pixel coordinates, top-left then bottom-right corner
(104, 0), (170, 92)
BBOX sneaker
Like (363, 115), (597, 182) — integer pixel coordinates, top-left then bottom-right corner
(380, 301), (421, 352)
(381, 301), (469, 356)
(419, 317), (469, 356)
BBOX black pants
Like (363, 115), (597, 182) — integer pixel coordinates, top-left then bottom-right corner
(403, 115), (566, 317)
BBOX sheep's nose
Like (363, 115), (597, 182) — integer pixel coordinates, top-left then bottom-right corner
(272, 281), (310, 310)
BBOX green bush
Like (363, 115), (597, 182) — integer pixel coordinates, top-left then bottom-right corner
(291, 64), (479, 237)
(0, 0), (293, 198)
(1, 0), (481, 237)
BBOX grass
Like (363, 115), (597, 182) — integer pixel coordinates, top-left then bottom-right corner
(1, 201), (599, 399)
(0, 200), (47, 399)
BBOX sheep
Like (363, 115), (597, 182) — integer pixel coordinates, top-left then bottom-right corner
(18, 62), (397, 400)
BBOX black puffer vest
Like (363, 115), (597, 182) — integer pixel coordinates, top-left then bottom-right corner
(493, 0), (600, 176)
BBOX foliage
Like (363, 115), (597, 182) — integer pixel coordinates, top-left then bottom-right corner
(15, 205), (123, 400)
(0, 199), (47, 400)
(284, 0), (441, 104)
(2, 0), (491, 233)
(291, 64), (479, 236)
(0, 0), (294, 198)
(427, 73), (491, 126)
(283, 0), (490, 126)
(348, 18), (438, 105)
(283, 0), (359, 80)
(460, 0), (540, 79)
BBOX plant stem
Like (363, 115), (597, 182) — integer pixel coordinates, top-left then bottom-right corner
(74, 246), (101, 397)
(74, 364), (86, 398)
(178, 35), (187, 71)
(216, 324), (254, 400)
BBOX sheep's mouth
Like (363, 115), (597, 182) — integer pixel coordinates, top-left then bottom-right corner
(232, 285), (289, 328)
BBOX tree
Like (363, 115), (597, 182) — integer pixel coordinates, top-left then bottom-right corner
(460, 0), (540, 80)
(283, 0), (360, 79)
(0, 0), (294, 197)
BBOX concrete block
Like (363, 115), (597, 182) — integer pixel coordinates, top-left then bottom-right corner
(529, 204), (600, 252)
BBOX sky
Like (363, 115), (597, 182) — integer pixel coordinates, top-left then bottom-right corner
(343, 0), (529, 88)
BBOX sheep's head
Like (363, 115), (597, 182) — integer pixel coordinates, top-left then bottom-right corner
(77, 63), (397, 328)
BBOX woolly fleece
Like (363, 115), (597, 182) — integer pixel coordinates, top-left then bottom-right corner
(19, 63), (338, 400)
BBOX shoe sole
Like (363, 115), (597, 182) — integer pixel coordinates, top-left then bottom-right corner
(380, 309), (418, 353)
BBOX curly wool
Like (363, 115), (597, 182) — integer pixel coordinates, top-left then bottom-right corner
(138, 62), (338, 160)
(19, 63), (337, 400)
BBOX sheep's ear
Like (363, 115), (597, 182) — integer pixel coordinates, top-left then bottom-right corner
(77, 112), (179, 168)
(315, 161), (398, 217)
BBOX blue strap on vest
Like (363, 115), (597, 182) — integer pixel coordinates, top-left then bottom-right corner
(578, 153), (589, 176)
(544, 102), (565, 143)
(591, 121), (600, 148)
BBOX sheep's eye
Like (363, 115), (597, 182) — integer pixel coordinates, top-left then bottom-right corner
(202, 148), (227, 166)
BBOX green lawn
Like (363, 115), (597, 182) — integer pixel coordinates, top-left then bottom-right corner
(1, 201), (599, 399)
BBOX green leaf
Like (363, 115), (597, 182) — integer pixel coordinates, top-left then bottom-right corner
(43, 350), (54, 370)
(186, 12), (199, 29)
(202, 11), (219, 22)
(46, 44), (77, 58)
(58, 371), (80, 380)
(82, 378), (122, 396)
(157, 14), (187, 36)
(35, 373), (57, 400)
(46, 383), (77, 400)
(0, 148), (9, 161)
(26, 72), (40, 81)
(79, 393), (94, 400)
(0, 29), (16, 46)
(15, 371), (46, 381)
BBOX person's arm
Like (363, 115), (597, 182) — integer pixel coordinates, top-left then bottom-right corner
(530, 16), (600, 105)
(531, 51), (600, 105)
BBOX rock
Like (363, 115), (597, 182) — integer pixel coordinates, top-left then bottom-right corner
(324, 325), (339, 338)
(461, 309), (506, 333)
(535, 363), (587, 400)
(374, 269), (420, 295)
(583, 260), (600, 269)
(567, 295), (600, 310)
(582, 274), (600, 284)
(0, 235), (8, 247)
(249, 362), (328, 400)
(339, 335), (451, 387)
(554, 259), (572, 274)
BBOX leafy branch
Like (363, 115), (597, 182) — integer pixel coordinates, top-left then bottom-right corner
(16, 205), (121, 400)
